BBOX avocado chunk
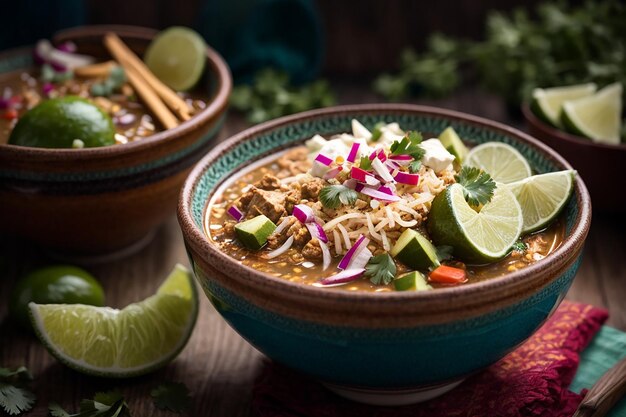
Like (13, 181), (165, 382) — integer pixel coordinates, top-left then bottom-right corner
(438, 127), (469, 164)
(390, 229), (440, 271)
(235, 215), (277, 250)
(393, 271), (432, 291)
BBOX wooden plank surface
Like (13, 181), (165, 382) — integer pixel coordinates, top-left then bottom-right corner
(1, 84), (625, 416)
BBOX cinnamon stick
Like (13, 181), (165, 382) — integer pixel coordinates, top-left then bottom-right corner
(75, 60), (116, 78)
(104, 33), (193, 121)
(124, 65), (178, 130)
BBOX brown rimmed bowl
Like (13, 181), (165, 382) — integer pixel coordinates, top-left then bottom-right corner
(0, 25), (231, 258)
(522, 103), (626, 212)
(178, 104), (591, 405)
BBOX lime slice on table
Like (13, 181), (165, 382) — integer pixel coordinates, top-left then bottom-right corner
(561, 82), (623, 145)
(8, 97), (115, 148)
(427, 183), (523, 263)
(465, 142), (532, 184)
(144, 27), (207, 91)
(507, 170), (575, 233)
(530, 83), (597, 128)
(29, 264), (198, 378)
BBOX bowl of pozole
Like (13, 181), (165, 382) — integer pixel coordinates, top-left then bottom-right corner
(178, 104), (591, 406)
(0, 25), (231, 257)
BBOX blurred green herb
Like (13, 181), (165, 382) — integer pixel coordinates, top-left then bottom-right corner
(365, 254), (397, 285)
(48, 389), (130, 417)
(374, 1), (626, 106)
(0, 366), (35, 416)
(230, 68), (336, 123)
(151, 382), (191, 413)
(90, 66), (126, 97)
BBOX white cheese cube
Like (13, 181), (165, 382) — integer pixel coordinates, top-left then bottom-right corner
(420, 138), (455, 173)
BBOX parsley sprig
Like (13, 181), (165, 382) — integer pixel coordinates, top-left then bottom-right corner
(151, 382), (192, 413)
(0, 366), (35, 416)
(390, 131), (425, 161)
(319, 185), (358, 209)
(49, 390), (130, 417)
(454, 166), (496, 206)
(365, 253), (397, 285)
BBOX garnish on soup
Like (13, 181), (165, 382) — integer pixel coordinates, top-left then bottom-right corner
(206, 121), (573, 292)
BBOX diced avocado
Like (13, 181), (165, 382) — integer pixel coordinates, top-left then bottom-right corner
(234, 215), (277, 250)
(438, 127), (469, 164)
(390, 229), (440, 271)
(393, 271), (432, 291)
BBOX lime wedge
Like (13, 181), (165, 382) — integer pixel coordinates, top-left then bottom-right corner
(561, 82), (623, 145)
(507, 170), (575, 233)
(428, 184), (523, 263)
(29, 264), (198, 378)
(530, 83), (597, 128)
(144, 27), (207, 91)
(439, 127), (469, 164)
(465, 142), (532, 184)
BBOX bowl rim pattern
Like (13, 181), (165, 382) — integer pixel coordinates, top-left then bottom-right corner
(178, 104), (592, 327)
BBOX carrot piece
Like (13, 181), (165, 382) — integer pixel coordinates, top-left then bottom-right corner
(429, 265), (468, 284)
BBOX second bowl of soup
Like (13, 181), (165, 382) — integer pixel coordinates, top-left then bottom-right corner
(178, 104), (590, 405)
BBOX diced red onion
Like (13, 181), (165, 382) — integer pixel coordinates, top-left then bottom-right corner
(314, 153), (333, 166)
(338, 235), (370, 270)
(115, 113), (136, 126)
(323, 166), (343, 180)
(390, 154), (413, 161)
(369, 149), (377, 160)
(34, 39), (94, 71)
(343, 179), (357, 190)
(227, 206), (244, 222)
(355, 183), (364, 192)
(371, 157), (395, 183)
(293, 204), (314, 223)
(351, 166), (370, 182)
(365, 175), (380, 186)
(56, 41), (77, 53)
(319, 268), (365, 286)
(377, 149), (387, 162)
(274, 216), (292, 234)
(360, 186), (401, 202)
(347, 246), (372, 270)
(266, 236), (294, 259)
(42, 82), (54, 96)
(320, 240), (331, 270)
(347, 142), (360, 163)
(386, 160), (402, 171)
(393, 171), (420, 186)
(378, 185), (394, 195)
(305, 222), (328, 243)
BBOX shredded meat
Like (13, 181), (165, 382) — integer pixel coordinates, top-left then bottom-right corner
(288, 221), (310, 247)
(266, 217), (296, 249)
(276, 148), (310, 177)
(301, 177), (326, 201)
(284, 186), (301, 214)
(302, 238), (323, 260)
(239, 188), (286, 223)
(255, 174), (282, 191)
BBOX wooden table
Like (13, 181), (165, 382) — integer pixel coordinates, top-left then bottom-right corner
(2, 85), (625, 416)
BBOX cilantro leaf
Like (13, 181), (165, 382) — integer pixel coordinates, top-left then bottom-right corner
(365, 254), (397, 285)
(370, 122), (385, 142)
(151, 382), (192, 413)
(408, 160), (422, 173)
(0, 383), (35, 415)
(454, 166), (496, 206)
(0, 366), (35, 416)
(319, 185), (358, 209)
(49, 390), (130, 417)
(512, 241), (527, 252)
(390, 131), (425, 161)
(359, 156), (372, 171)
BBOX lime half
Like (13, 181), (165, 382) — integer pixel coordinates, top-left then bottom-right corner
(29, 264), (198, 378)
(144, 27), (207, 91)
(561, 82), (623, 145)
(507, 170), (575, 233)
(465, 142), (532, 184)
(428, 183), (523, 263)
(530, 83), (597, 128)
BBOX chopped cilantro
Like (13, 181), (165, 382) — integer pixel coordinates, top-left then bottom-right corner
(454, 166), (496, 206)
(365, 254), (397, 285)
(408, 160), (422, 173)
(0, 366), (35, 416)
(151, 382), (192, 413)
(49, 390), (130, 417)
(390, 131), (425, 161)
(359, 155), (372, 170)
(319, 185), (358, 209)
(512, 241), (527, 252)
(370, 122), (385, 142)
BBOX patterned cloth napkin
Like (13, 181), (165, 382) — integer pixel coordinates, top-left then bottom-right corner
(252, 301), (608, 417)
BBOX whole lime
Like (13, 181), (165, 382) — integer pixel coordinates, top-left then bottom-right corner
(9, 265), (105, 329)
(8, 96), (115, 148)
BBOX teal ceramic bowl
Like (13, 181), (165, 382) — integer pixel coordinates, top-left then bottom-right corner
(178, 104), (591, 406)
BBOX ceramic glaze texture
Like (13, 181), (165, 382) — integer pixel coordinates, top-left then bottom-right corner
(0, 26), (231, 255)
(178, 105), (591, 395)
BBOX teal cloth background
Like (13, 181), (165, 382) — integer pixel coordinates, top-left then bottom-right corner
(573, 326), (626, 416)
(0, 0), (323, 84)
